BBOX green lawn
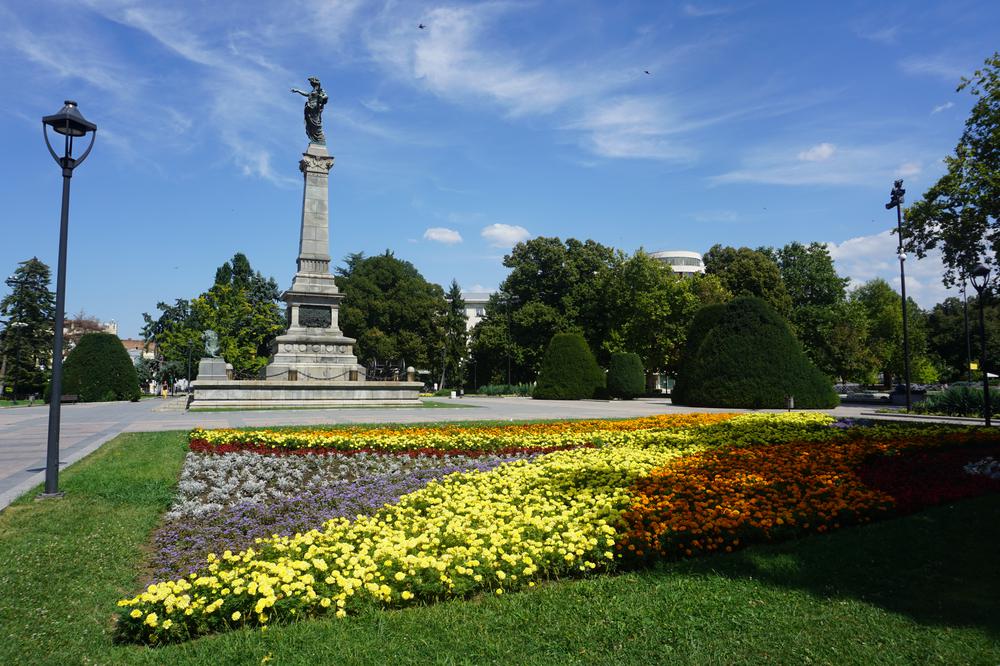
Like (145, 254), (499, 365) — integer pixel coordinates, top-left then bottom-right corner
(0, 431), (997, 665)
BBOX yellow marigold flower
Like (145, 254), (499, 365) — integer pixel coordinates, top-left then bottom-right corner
(231, 611), (242, 621)
(130, 609), (142, 619)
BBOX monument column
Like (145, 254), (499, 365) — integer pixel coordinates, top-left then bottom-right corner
(297, 144), (334, 275)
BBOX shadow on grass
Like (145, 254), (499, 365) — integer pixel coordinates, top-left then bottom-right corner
(665, 493), (1000, 637)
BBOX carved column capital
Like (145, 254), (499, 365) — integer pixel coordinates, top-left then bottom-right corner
(299, 153), (335, 174)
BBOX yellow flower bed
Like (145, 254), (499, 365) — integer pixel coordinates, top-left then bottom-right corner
(188, 413), (740, 453)
(119, 413), (840, 643)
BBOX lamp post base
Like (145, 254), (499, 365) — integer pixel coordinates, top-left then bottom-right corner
(35, 491), (65, 501)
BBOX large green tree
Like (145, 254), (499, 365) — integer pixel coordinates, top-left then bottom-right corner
(926, 293), (1000, 381)
(767, 241), (858, 378)
(336, 251), (447, 378)
(703, 244), (792, 315)
(441, 280), (469, 389)
(0, 258), (55, 399)
(602, 251), (703, 374)
(142, 253), (284, 381)
(470, 237), (623, 384)
(851, 278), (935, 385)
(903, 52), (1000, 285)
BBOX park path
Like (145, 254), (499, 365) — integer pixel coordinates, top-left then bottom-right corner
(0, 396), (983, 511)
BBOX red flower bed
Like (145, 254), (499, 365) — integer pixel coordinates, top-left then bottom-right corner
(857, 441), (1000, 514)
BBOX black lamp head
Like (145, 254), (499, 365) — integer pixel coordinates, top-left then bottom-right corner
(42, 100), (97, 138)
(971, 263), (991, 292)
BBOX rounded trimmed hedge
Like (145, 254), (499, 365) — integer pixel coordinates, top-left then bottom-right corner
(532, 332), (605, 400)
(607, 352), (645, 400)
(60, 332), (141, 402)
(672, 297), (838, 409)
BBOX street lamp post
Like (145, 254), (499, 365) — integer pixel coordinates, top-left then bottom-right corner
(885, 179), (911, 410)
(501, 292), (519, 386)
(963, 277), (973, 383)
(971, 263), (992, 427)
(40, 101), (97, 499)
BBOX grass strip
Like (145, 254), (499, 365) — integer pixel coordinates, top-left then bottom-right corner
(0, 430), (997, 664)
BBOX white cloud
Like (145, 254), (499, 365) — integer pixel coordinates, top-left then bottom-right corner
(712, 142), (931, 187)
(361, 98), (390, 113)
(423, 227), (463, 244)
(568, 96), (698, 161)
(857, 26), (899, 44)
(797, 142), (836, 162)
(682, 4), (732, 17)
(481, 223), (531, 247)
(364, 5), (578, 117)
(826, 230), (960, 307)
(900, 53), (970, 81)
(931, 101), (954, 114)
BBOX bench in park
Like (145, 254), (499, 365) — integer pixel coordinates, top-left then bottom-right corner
(60, 394), (79, 404)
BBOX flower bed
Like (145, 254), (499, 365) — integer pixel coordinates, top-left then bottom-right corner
(117, 414), (1000, 644)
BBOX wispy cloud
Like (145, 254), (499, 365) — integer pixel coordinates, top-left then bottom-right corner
(568, 96), (697, 161)
(900, 53), (970, 82)
(681, 4), (733, 18)
(797, 142), (836, 162)
(712, 141), (929, 187)
(364, 4), (578, 117)
(827, 230), (959, 307)
(481, 223), (531, 247)
(931, 101), (954, 114)
(423, 227), (463, 244)
(856, 25), (899, 44)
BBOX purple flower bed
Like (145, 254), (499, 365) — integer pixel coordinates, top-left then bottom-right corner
(149, 453), (537, 580)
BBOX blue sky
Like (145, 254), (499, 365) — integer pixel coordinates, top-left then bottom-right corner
(1, 1), (997, 337)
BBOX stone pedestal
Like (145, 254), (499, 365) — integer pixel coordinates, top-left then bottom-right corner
(198, 357), (232, 380)
(263, 143), (366, 382)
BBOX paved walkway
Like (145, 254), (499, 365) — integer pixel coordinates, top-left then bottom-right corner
(0, 396), (989, 511)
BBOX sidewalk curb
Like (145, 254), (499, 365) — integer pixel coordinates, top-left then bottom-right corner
(0, 427), (125, 512)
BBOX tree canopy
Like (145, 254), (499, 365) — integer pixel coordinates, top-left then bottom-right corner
(703, 244), (792, 315)
(0, 257), (55, 398)
(904, 52), (1000, 285)
(142, 252), (283, 381)
(336, 251), (447, 377)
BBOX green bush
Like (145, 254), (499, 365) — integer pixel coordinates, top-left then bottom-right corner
(607, 352), (645, 400)
(671, 304), (726, 405)
(673, 297), (838, 409)
(474, 383), (533, 396)
(59, 333), (141, 403)
(914, 385), (1000, 417)
(532, 332), (605, 400)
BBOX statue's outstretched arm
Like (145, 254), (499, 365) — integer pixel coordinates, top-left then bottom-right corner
(290, 88), (308, 97)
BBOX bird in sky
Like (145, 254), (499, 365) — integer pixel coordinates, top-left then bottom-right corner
(644, 70), (650, 75)
(418, 23), (426, 29)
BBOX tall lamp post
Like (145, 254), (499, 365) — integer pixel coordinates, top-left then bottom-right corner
(885, 179), (911, 410)
(971, 263), (992, 427)
(963, 276), (973, 383)
(40, 101), (97, 499)
(500, 292), (519, 386)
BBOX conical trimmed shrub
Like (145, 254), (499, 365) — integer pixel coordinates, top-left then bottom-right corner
(607, 352), (645, 400)
(61, 332), (141, 402)
(673, 297), (838, 409)
(532, 332), (605, 400)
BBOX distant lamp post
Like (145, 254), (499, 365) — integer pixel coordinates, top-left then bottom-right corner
(885, 179), (911, 410)
(40, 100), (97, 499)
(971, 263), (992, 427)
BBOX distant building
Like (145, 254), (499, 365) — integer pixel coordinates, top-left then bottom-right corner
(120, 339), (156, 364)
(460, 292), (493, 332)
(649, 250), (705, 276)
